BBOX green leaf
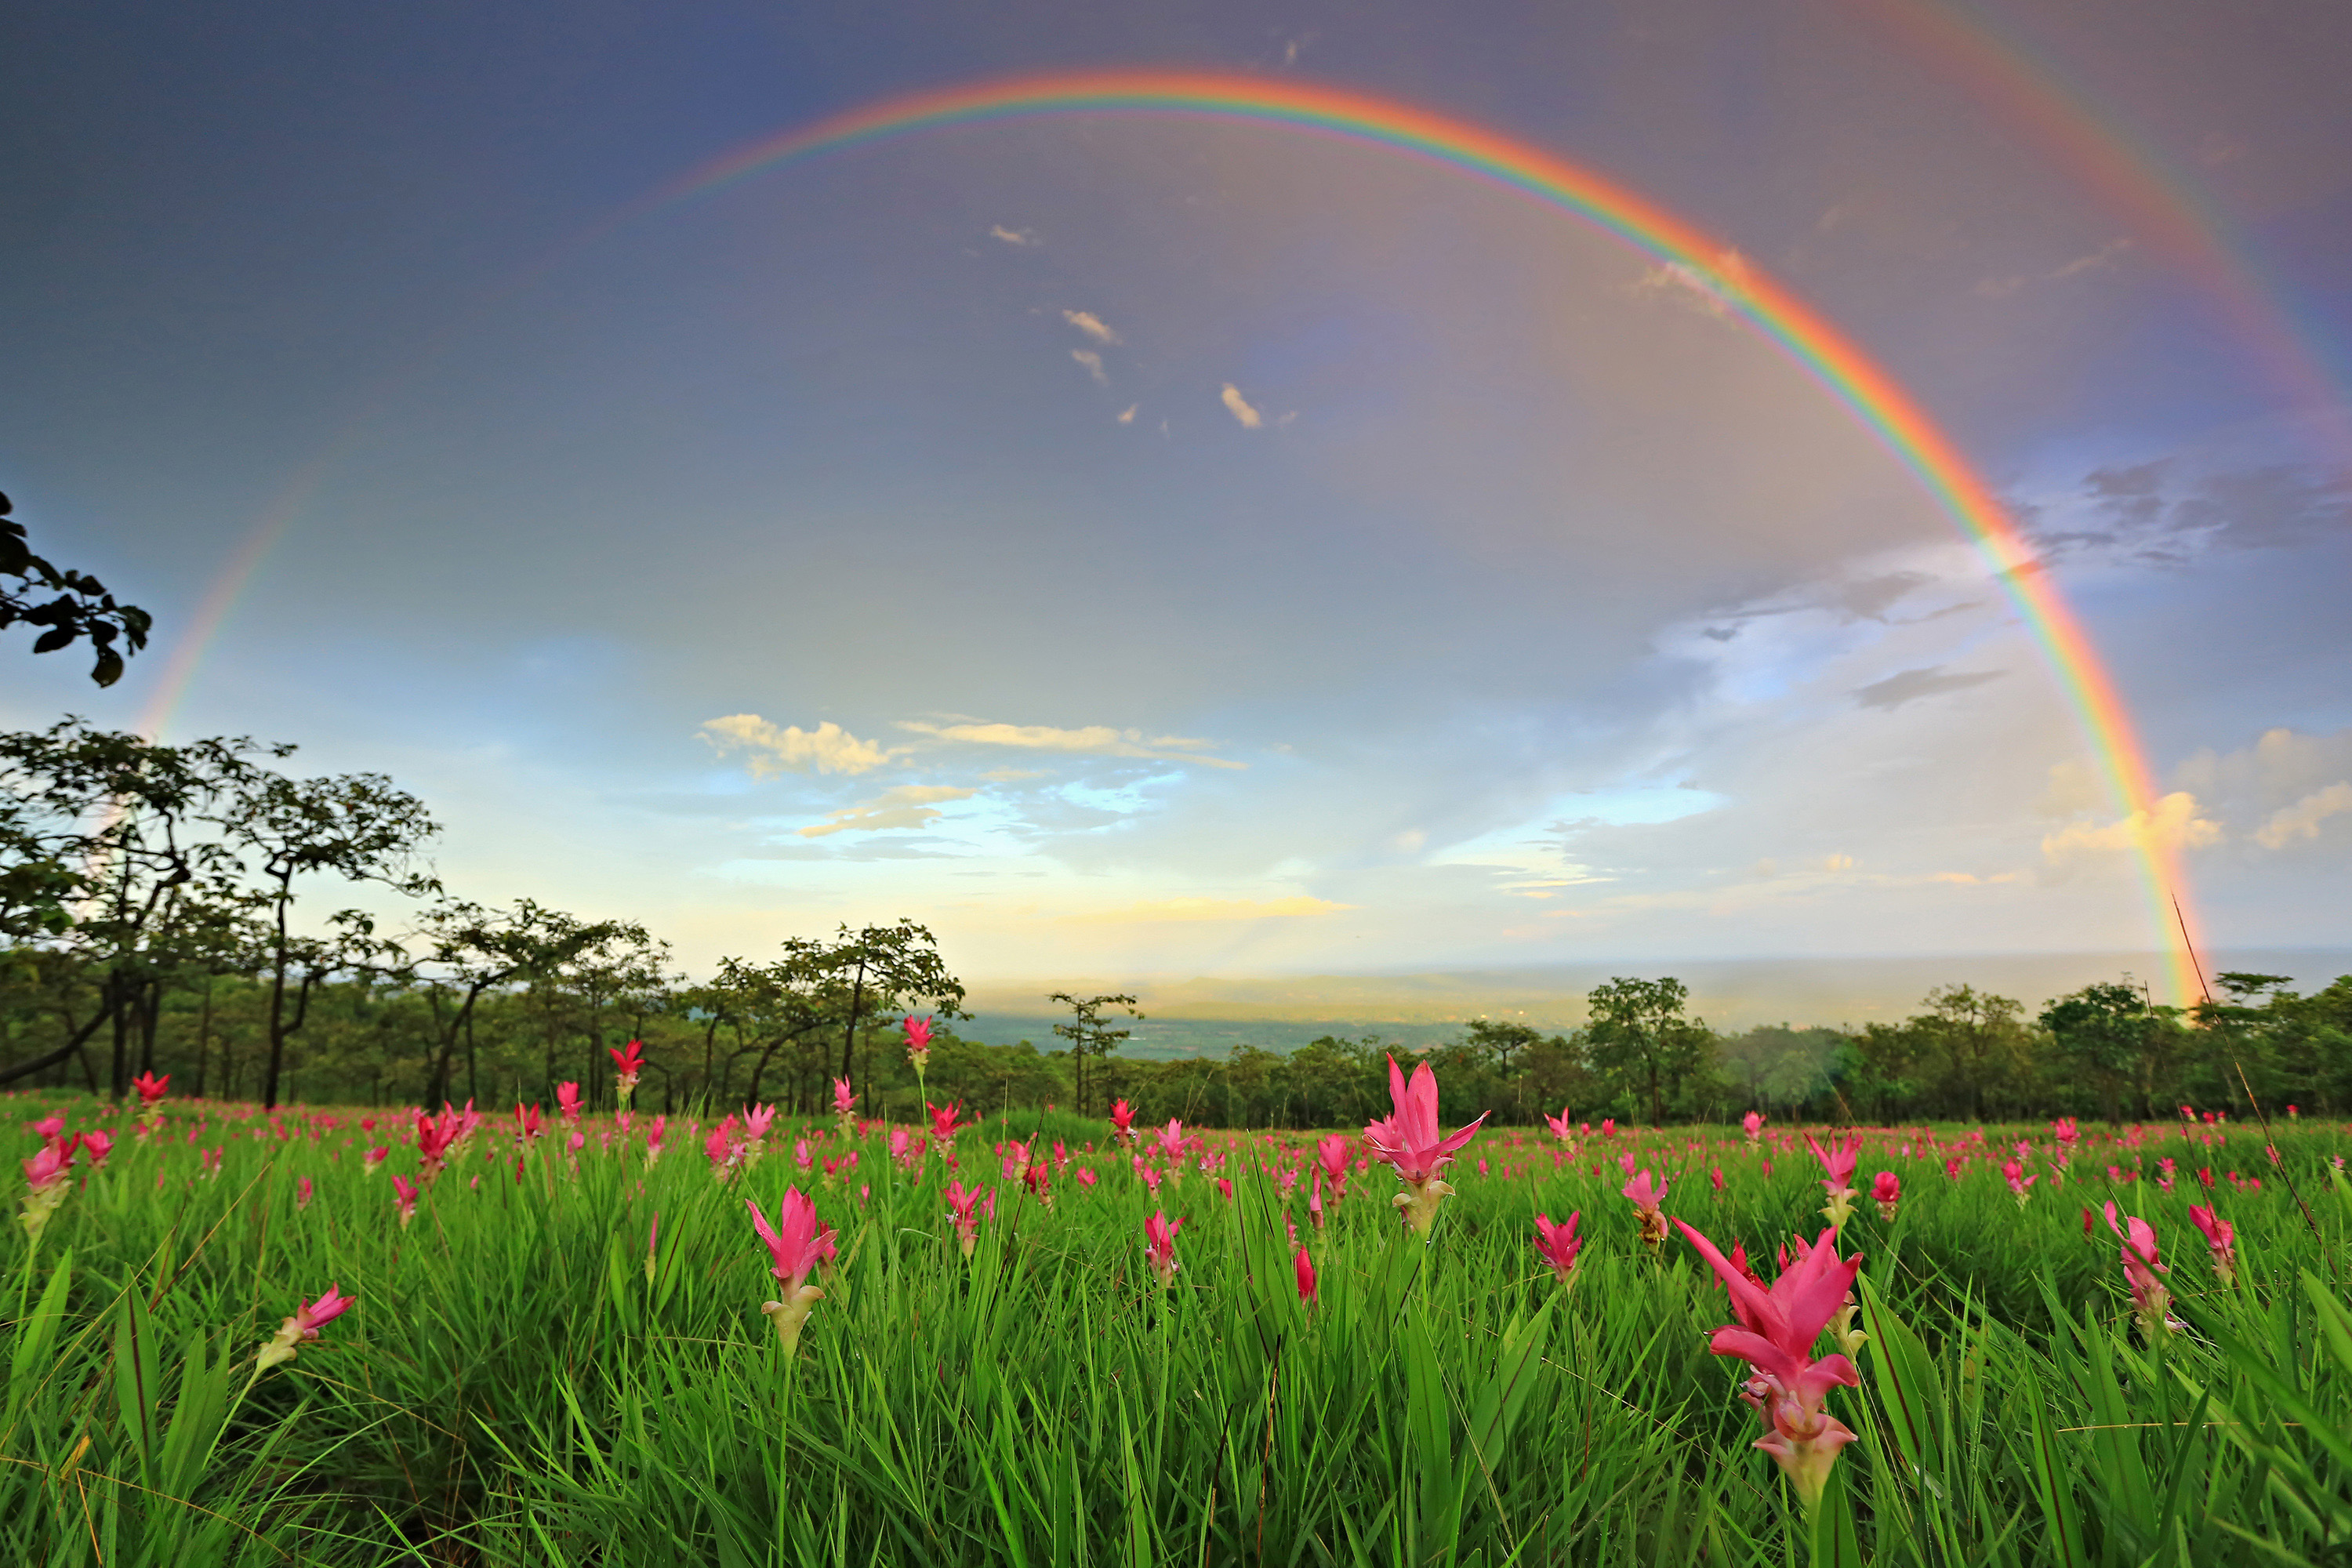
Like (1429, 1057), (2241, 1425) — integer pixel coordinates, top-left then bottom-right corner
(2019, 1369), (2086, 1568)
(1809, 1454), (1865, 1568)
(1859, 1272), (1945, 1482)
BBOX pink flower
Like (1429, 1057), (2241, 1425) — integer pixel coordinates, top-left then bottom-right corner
(748, 1189), (837, 1352)
(1533, 1210), (1583, 1284)
(1109, 1099), (1135, 1143)
(927, 1101), (965, 1147)
(903, 1015), (934, 1073)
(2187, 1203), (2237, 1287)
(1674, 1218), (1864, 1511)
(2053, 1116), (2079, 1149)
(257, 1283), (356, 1371)
(296, 1175), (314, 1210)
(1742, 1110), (1764, 1143)
(75, 1130), (113, 1171)
(555, 1082), (582, 1125)
(1621, 1169), (1669, 1248)
(2001, 1158), (2038, 1206)
(1294, 1245), (1317, 1305)
(2103, 1202), (2173, 1336)
(390, 1174), (419, 1228)
(1153, 1120), (1195, 1165)
(831, 1077), (858, 1119)
(1076, 1166), (1097, 1188)
(1871, 1171), (1900, 1221)
(1144, 1210), (1184, 1287)
(133, 1071), (170, 1106)
(362, 1145), (388, 1173)
(609, 1040), (644, 1102)
(944, 1179), (989, 1256)
(1542, 1105), (1579, 1148)
(1805, 1133), (1862, 1229)
(1711, 1166), (1725, 1192)
(1363, 1055), (1486, 1236)
(31, 1116), (64, 1142)
(1314, 1134), (1353, 1198)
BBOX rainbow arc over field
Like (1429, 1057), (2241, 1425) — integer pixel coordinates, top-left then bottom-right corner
(144, 67), (2211, 1000)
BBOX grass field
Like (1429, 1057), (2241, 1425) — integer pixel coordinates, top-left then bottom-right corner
(2, 1076), (2347, 1566)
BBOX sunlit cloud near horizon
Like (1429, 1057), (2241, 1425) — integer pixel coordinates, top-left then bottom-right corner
(3, 0), (2347, 1012)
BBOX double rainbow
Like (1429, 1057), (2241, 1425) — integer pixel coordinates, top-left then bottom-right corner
(659, 69), (2204, 1000)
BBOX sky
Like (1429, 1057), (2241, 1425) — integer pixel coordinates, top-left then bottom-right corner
(4, 0), (2349, 1018)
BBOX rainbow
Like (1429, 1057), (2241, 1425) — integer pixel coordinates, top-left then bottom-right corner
(141, 67), (2212, 999)
(654, 68), (2205, 999)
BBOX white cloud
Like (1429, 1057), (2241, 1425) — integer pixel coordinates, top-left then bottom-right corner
(1062, 310), (1120, 345)
(989, 224), (1040, 247)
(897, 719), (1247, 769)
(2256, 782), (2352, 850)
(2049, 237), (2132, 281)
(1071, 349), (1109, 387)
(2041, 792), (2221, 861)
(1632, 249), (1754, 318)
(798, 784), (975, 839)
(700, 715), (893, 777)
(1117, 405), (1137, 424)
(1219, 383), (1263, 429)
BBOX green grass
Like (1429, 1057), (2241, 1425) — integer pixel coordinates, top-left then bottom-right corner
(1, 1093), (2347, 1565)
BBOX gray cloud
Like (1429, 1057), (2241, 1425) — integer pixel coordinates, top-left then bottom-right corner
(1853, 666), (2005, 711)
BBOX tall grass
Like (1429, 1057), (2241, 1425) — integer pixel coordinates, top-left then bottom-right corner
(1, 1093), (2346, 1564)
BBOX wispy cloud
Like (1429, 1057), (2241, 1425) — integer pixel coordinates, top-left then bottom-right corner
(1853, 666), (2004, 711)
(1058, 895), (1349, 924)
(700, 715), (893, 777)
(1220, 383), (1262, 429)
(1116, 404), (1137, 424)
(1632, 249), (1754, 317)
(2256, 782), (2352, 850)
(1062, 309), (1120, 345)
(897, 719), (1247, 769)
(2050, 237), (2132, 281)
(989, 224), (1040, 247)
(798, 784), (975, 838)
(1071, 348), (1109, 387)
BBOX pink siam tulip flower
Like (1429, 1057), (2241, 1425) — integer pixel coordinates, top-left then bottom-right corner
(903, 1014), (934, 1076)
(1308, 1169), (1325, 1228)
(1143, 1210), (1184, 1288)
(927, 1101), (965, 1150)
(296, 1175), (314, 1210)
(415, 1108), (461, 1178)
(2103, 1202), (2175, 1337)
(644, 1116), (667, 1168)
(1674, 1219), (1864, 1512)
(556, 1082), (583, 1126)
(831, 1077), (858, 1121)
(362, 1145), (388, 1174)
(256, 1284), (356, 1373)
(1542, 1105), (1580, 1153)
(1109, 1099), (1136, 1146)
(132, 1071), (170, 1132)
(1711, 1166), (1725, 1193)
(609, 1040), (644, 1106)
(2187, 1203), (2237, 1287)
(945, 1179), (990, 1258)
(1294, 1245), (1317, 1305)
(18, 1135), (75, 1245)
(514, 1103), (543, 1142)
(76, 1130), (113, 1171)
(1806, 1133), (1862, 1231)
(2001, 1158), (2038, 1207)
(1025, 1160), (1054, 1209)
(31, 1116), (64, 1142)
(1153, 1120), (1195, 1166)
(705, 1124), (741, 1180)
(1600, 1118), (1616, 1138)
(1871, 1171), (1900, 1221)
(1532, 1210), (1584, 1285)
(1076, 1166), (1098, 1189)
(1314, 1134), (1353, 1199)
(1138, 1162), (1163, 1196)
(390, 1174), (419, 1229)
(2052, 1117), (2078, 1152)
(748, 1189), (837, 1353)
(1742, 1110), (1764, 1146)
(1621, 1169), (1669, 1249)
(1363, 1055), (1487, 1238)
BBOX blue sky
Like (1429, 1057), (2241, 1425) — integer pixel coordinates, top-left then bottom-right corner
(4, 0), (2347, 1007)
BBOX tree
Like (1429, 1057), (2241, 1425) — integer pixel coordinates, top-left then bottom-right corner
(1050, 992), (1141, 1115)
(410, 898), (621, 1107)
(781, 920), (969, 1102)
(1584, 976), (1715, 1123)
(1, 490), (151, 687)
(1916, 984), (2033, 1120)
(2038, 981), (2166, 1122)
(223, 768), (437, 1108)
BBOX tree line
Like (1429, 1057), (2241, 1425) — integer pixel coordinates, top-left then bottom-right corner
(5, 718), (2346, 1124)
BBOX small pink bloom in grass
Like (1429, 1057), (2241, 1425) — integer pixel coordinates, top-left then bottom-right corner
(390, 1174), (419, 1229)
(1364, 1055), (1486, 1238)
(1543, 1106), (1579, 1151)
(1533, 1210), (1583, 1285)
(2053, 1116), (2079, 1149)
(1307, 1170), (1325, 1228)
(2188, 1204), (2237, 1287)
(2002, 1159), (2038, 1206)
(945, 1179), (990, 1258)
(903, 1014), (934, 1074)
(556, 1082), (582, 1125)
(31, 1116), (64, 1142)
(75, 1130), (113, 1171)
(1294, 1245), (1317, 1305)
(1871, 1171), (1900, 1221)
(2104, 1202), (2175, 1337)
(1138, 1163), (1163, 1196)
(1742, 1110), (1764, 1145)
(1621, 1170), (1669, 1249)
(1675, 1218), (1863, 1512)
(793, 1137), (814, 1174)
(1153, 1120), (1195, 1166)
(256, 1284), (355, 1373)
(1806, 1133), (1862, 1230)
(1144, 1210), (1184, 1288)
(1314, 1134), (1353, 1199)
(927, 1101), (965, 1149)
(296, 1176), (314, 1210)
(2082, 1206), (2095, 1237)
(133, 1071), (169, 1107)
(831, 1077), (858, 1120)
(608, 1040), (644, 1104)
(1109, 1099), (1136, 1145)
(1076, 1166), (1098, 1189)
(1025, 1160), (1054, 1209)
(748, 1189), (837, 1353)
(565, 1130), (585, 1157)
(1216, 1177), (1234, 1202)
(1944, 1157), (1965, 1181)
(362, 1145), (389, 1174)
(1600, 1119), (1616, 1138)
(1711, 1167), (1725, 1193)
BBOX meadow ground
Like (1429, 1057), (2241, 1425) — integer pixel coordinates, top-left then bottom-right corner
(2, 1083), (2347, 1566)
